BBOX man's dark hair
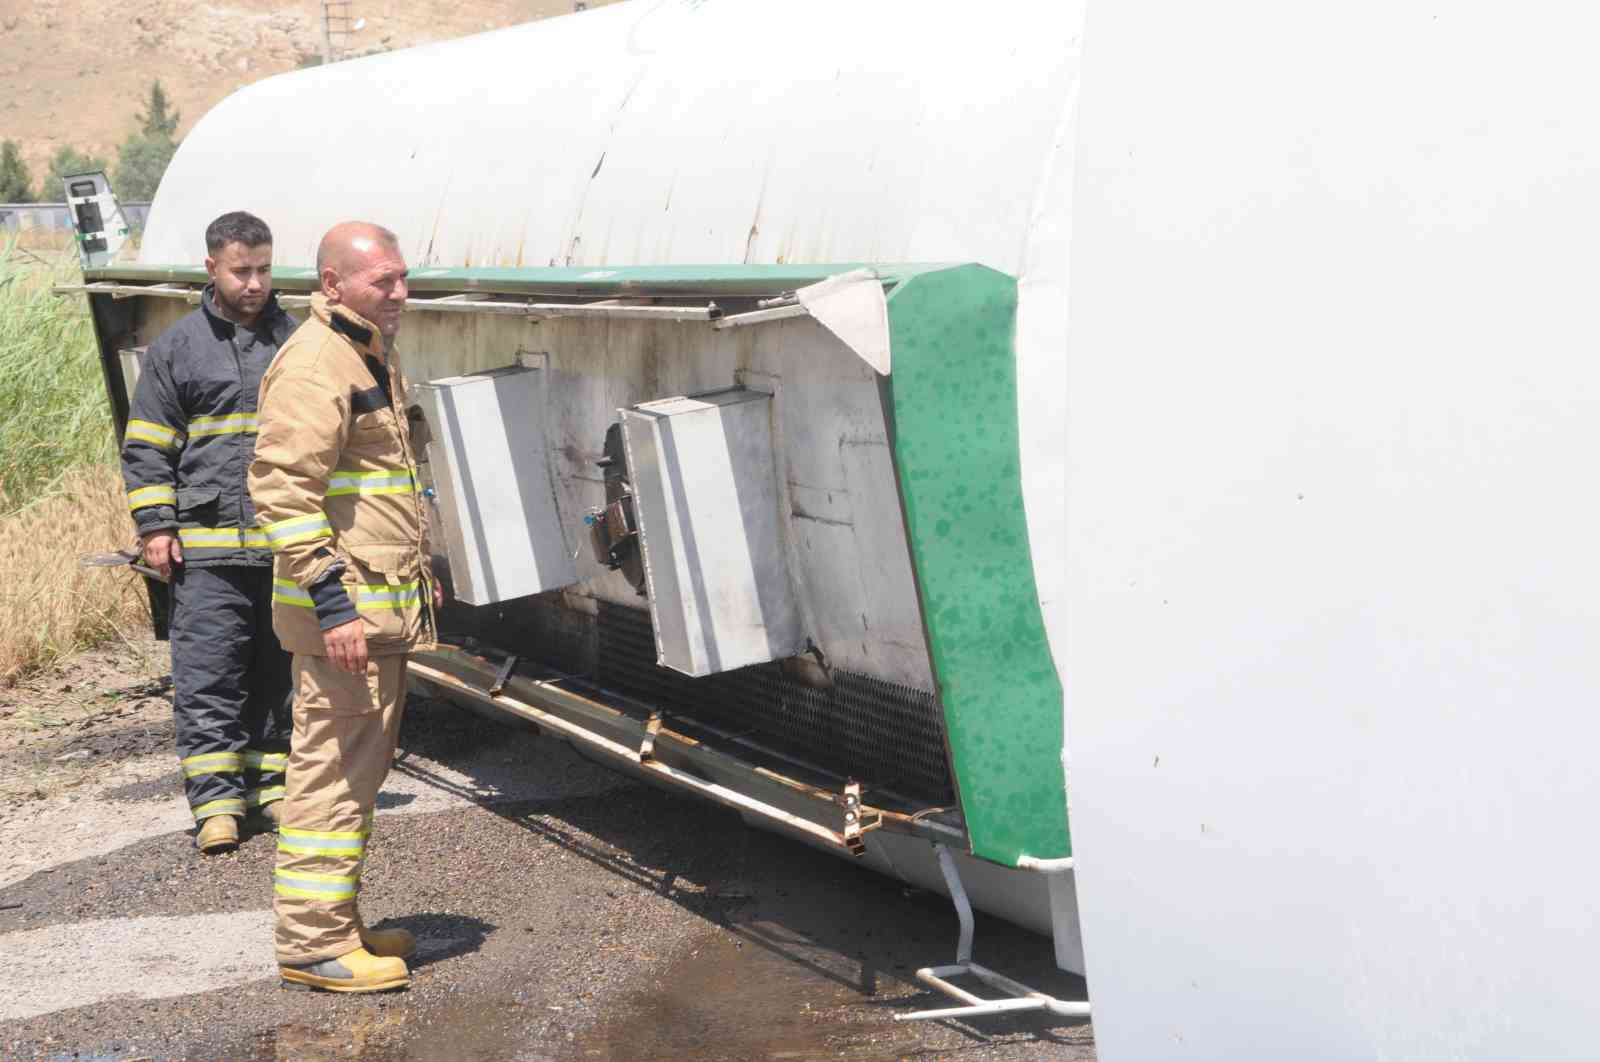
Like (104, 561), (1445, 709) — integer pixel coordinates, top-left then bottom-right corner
(204, 211), (272, 255)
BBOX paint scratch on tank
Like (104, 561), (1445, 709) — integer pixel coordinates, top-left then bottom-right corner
(743, 165), (771, 265)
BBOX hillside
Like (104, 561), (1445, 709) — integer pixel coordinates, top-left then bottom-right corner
(0, 0), (620, 196)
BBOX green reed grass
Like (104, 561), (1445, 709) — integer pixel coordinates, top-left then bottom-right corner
(0, 241), (116, 514)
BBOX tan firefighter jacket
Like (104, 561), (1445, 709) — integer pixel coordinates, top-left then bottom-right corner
(248, 294), (433, 657)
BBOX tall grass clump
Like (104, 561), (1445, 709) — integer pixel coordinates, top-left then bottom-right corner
(0, 240), (144, 682)
(0, 243), (117, 511)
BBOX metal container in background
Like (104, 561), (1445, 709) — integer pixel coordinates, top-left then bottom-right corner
(621, 387), (806, 677)
(414, 363), (576, 605)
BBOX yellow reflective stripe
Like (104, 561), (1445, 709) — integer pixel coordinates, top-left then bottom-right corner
(276, 869), (358, 883)
(192, 797), (246, 820)
(188, 412), (259, 436)
(277, 838), (367, 857)
(244, 750), (288, 771)
(247, 786), (286, 808)
(325, 469), (417, 497)
(179, 527), (241, 548)
(272, 578), (315, 607)
(273, 869), (358, 901)
(275, 884), (357, 901)
(354, 581), (421, 610)
(263, 512), (333, 549)
(280, 826), (368, 841)
(127, 485), (177, 510)
(181, 752), (244, 777)
(177, 526), (270, 550)
(126, 419), (183, 451)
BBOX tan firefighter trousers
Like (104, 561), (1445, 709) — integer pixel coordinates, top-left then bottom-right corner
(273, 651), (408, 965)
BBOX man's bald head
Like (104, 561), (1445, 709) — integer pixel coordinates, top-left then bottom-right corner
(316, 221), (399, 275)
(317, 220), (409, 341)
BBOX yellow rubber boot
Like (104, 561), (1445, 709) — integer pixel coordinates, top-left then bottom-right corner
(280, 947), (409, 993)
(360, 925), (417, 959)
(196, 815), (240, 854)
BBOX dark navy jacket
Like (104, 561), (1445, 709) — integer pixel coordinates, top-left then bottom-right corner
(120, 286), (298, 567)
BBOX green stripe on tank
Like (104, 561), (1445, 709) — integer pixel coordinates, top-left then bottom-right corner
(883, 264), (1068, 866)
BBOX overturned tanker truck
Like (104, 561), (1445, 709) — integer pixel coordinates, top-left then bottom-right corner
(64, 0), (1082, 1017)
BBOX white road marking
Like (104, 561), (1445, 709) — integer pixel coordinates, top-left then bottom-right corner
(0, 910), (276, 1021)
(1, 730), (626, 889)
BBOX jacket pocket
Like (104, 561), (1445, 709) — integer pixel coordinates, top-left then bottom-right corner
(339, 542), (423, 650)
(349, 407), (398, 448)
(293, 655), (383, 715)
(176, 486), (221, 522)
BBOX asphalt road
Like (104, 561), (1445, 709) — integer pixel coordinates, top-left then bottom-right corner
(0, 639), (1095, 1060)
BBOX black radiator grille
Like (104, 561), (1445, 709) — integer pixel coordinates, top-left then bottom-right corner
(594, 601), (954, 805)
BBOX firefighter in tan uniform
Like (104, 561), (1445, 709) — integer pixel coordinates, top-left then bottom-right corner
(248, 221), (438, 993)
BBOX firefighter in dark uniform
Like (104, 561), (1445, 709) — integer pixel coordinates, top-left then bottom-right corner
(121, 211), (298, 853)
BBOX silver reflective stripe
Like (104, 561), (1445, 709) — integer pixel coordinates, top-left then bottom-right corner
(263, 512), (333, 549)
(126, 418), (183, 450)
(178, 526), (271, 551)
(192, 797), (246, 821)
(273, 870), (357, 901)
(278, 827), (367, 855)
(189, 412), (260, 436)
(127, 484), (176, 511)
(271, 579), (314, 607)
(326, 469), (417, 497)
(354, 582), (422, 610)
(181, 751), (244, 778)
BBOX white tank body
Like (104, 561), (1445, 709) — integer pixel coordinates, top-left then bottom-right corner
(138, 0), (1083, 682)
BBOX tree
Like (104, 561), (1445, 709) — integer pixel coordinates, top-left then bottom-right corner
(113, 81), (181, 199)
(135, 80), (180, 139)
(0, 140), (35, 202)
(113, 133), (177, 201)
(47, 145), (110, 191)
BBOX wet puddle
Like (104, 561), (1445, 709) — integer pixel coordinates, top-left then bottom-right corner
(570, 916), (931, 1061)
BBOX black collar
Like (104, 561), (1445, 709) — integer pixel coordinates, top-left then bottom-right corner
(201, 284), (283, 339)
(329, 313), (375, 348)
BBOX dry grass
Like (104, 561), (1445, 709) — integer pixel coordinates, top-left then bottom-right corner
(0, 465), (146, 684)
(0, 241), (146, 684)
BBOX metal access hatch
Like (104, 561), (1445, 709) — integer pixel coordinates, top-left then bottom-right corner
(621, 386), (806, 677)
(414, 363), (576, 605)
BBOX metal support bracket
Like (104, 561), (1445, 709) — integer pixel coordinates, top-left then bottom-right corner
(894, 846), (1091, 1023)
(639, 712), (663, 765)
(488, 654), (520, 697)
(840, 779), (881, 856)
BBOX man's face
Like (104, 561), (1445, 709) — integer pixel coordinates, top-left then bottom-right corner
(205, 241), (273, 324)
(326, 239), (409, 341)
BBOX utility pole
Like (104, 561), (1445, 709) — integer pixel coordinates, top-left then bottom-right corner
(321, 1), (354, 64)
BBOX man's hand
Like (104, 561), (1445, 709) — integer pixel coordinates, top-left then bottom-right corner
(141, 530), (183, 580)
(323, 618), (368, 675)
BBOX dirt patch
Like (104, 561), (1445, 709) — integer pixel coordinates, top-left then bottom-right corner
(0, 634), (168, 811)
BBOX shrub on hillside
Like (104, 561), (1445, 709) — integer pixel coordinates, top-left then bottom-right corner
(0, 141), (35, 202)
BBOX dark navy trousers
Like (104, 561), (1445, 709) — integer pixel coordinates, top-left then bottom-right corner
(169, 564), (292, 820)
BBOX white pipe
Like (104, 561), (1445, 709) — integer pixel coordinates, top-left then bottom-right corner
(894, 845), (1092, 1023)
(898, 996), (1050, 1021)
(1016, 855), (1075, 873)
